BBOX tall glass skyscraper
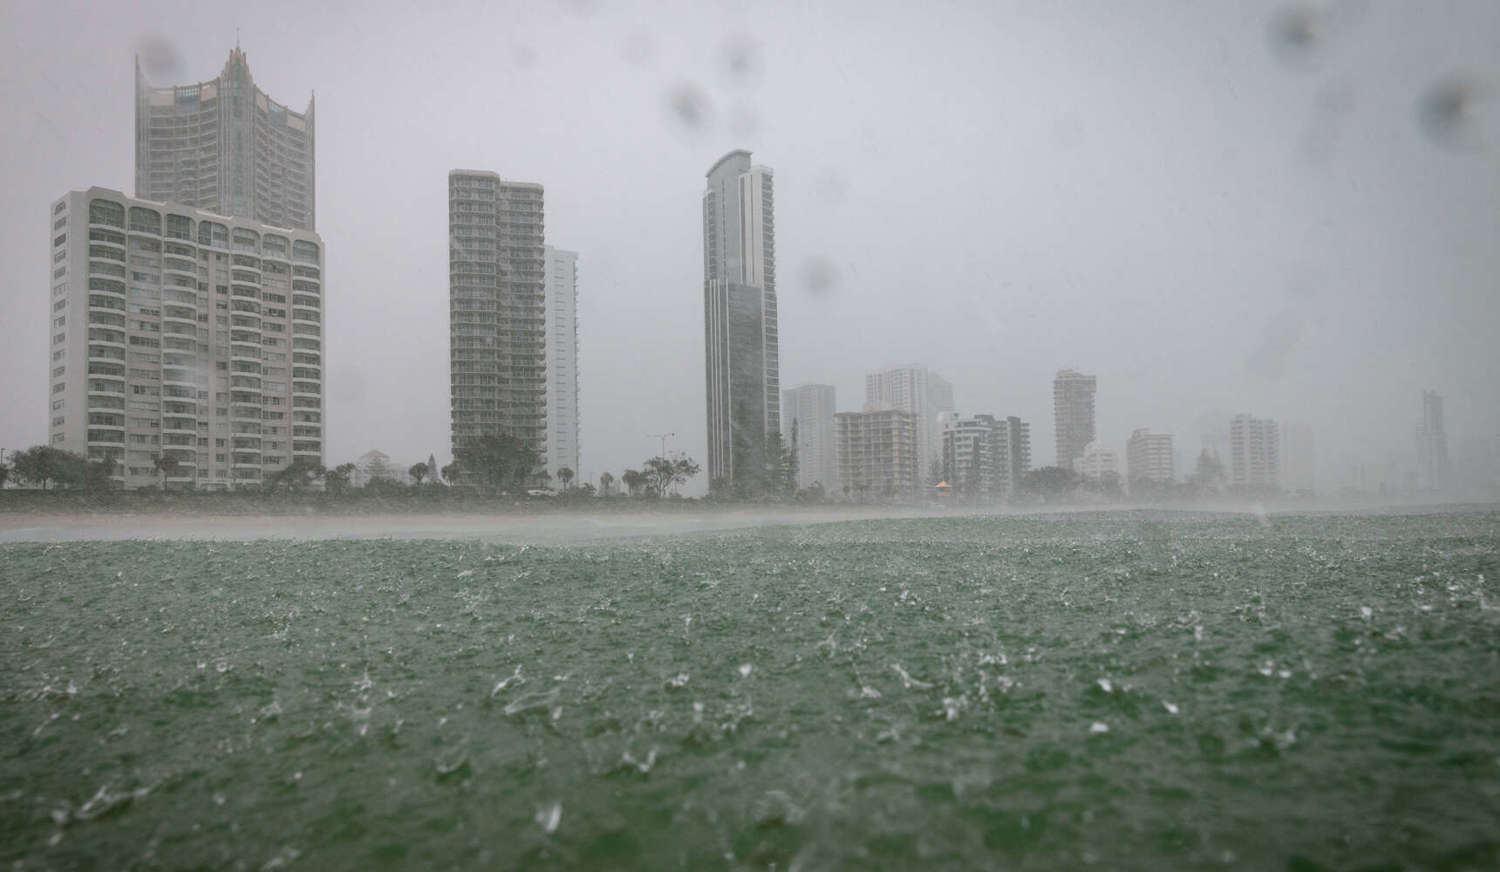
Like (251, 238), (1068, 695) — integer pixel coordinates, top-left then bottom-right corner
(703, 150), (778, 488)
(135, 47), (316, 231)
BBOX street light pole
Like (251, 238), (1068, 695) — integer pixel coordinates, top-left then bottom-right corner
(647, 432), (675, 458)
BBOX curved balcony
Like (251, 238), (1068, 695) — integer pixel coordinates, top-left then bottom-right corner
(86, 350), (127, 367)
(86, 429), (126, 447)
(161, 370), (199, 391)
(87, 261), (128, 281)
(85, 395), (126, 413)
(230, 395), (262, 411)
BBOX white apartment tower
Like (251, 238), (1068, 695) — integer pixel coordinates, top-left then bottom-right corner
(135, 48), (316, 231)
(48, 187), (324, 489)
(1126, 428), (1175, 486)
(1229, 414), (1279, 489)
(865, 365), (956, 478)
(1416, 390), (1449, 491)
(835, 409), (920, 503)
(544, 247), (580, 483)
(781, 383), (838, 493)
(703, 150), (778, 489)
(1054, 369), (1097, 469)
(943, 413), (1032, 499)
(449, 170), (547, 465)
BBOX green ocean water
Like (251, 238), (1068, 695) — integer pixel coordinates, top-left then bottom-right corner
(2, 510), (1498, 870)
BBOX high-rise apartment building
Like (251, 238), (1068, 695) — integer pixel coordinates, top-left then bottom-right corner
(1053, 369), (1097, 468)
(865, 365), (955, 478)
(1416, 390), (1449, 491)
(1126, 428), (1175, 486)
(703, 150), (778, 488)
(1229, 414), (1279, 489)
(135, 48), (316, 231)
(835, 409), (920, 503)
(999, 415), (1032, 495)
(942, 414), (1001, 499)
(544, 247), (579, 483)
(48, 187), (324, 489)
(782, 383), (837, 493)
(449, 170), (547, 466)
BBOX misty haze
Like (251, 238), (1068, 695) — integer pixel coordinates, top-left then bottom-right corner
(1, 1), (1498, 869)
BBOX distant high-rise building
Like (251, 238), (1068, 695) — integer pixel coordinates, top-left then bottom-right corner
(998, 415), (1032, 495)
(703, 150), (778, 489)
(135, 47), (316, 231)
(1229, 414), (1279, 489)
(449, 170), (546, 468)
(544, 247), (579, 483)
(782, 384), (838, 493)
(835, 409), (920, 502)
(1075, 441), (1120, 484)
(940, 413), (1031, 499)
(942, 414), (1000, 499)
(1053, 369), (1097, 468)
(1416, 390), (1450, 491)
(865, 365), (955, 477)
(1126, 429), (1175, 487)
(48, 187), (324, 489)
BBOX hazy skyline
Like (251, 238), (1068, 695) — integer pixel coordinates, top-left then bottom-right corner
(2, 0), (1496, 492)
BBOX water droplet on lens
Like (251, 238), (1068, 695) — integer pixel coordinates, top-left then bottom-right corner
(666, 84), (713, 132)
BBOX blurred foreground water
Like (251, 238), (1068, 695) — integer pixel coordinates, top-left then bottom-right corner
(1, 510), (1497, 869)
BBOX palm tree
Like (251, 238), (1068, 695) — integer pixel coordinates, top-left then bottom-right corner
(621, 469), (643, 497)
(557, 467), (574, 491)
(599, 471), (615, 495)
(409, 462), (429, 485)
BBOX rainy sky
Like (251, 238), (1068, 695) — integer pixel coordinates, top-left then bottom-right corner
(1, 0), (1496, 490)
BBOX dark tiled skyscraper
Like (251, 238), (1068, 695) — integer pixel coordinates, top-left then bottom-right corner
(703, 150), (778, 488)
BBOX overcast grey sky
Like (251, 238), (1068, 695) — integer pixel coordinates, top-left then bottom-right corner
(2, 0), (1496, 490)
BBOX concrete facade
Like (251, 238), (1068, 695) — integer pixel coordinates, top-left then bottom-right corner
(704, 150), (778, 488)
(135, 48), (315, 231)
(1126, 428), (1175, 486)
(1416, 390), (1449, 491)
(48, 187), (324, 489)
(544, 247), (580, 484)
(835, 409), (920, 503)
(864, 364), (955, 480)
(782, 383), (838, 494)
(1229, 414), (1279, 488)
(1053, 369), (1097, 468)
(449, 170), (547, 468)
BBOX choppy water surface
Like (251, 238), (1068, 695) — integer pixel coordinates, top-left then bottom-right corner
(2, 510), (1498, 870)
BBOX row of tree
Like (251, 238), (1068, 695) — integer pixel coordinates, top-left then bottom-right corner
(0, 434), (711, 500)
(1, 446), (121, 491)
